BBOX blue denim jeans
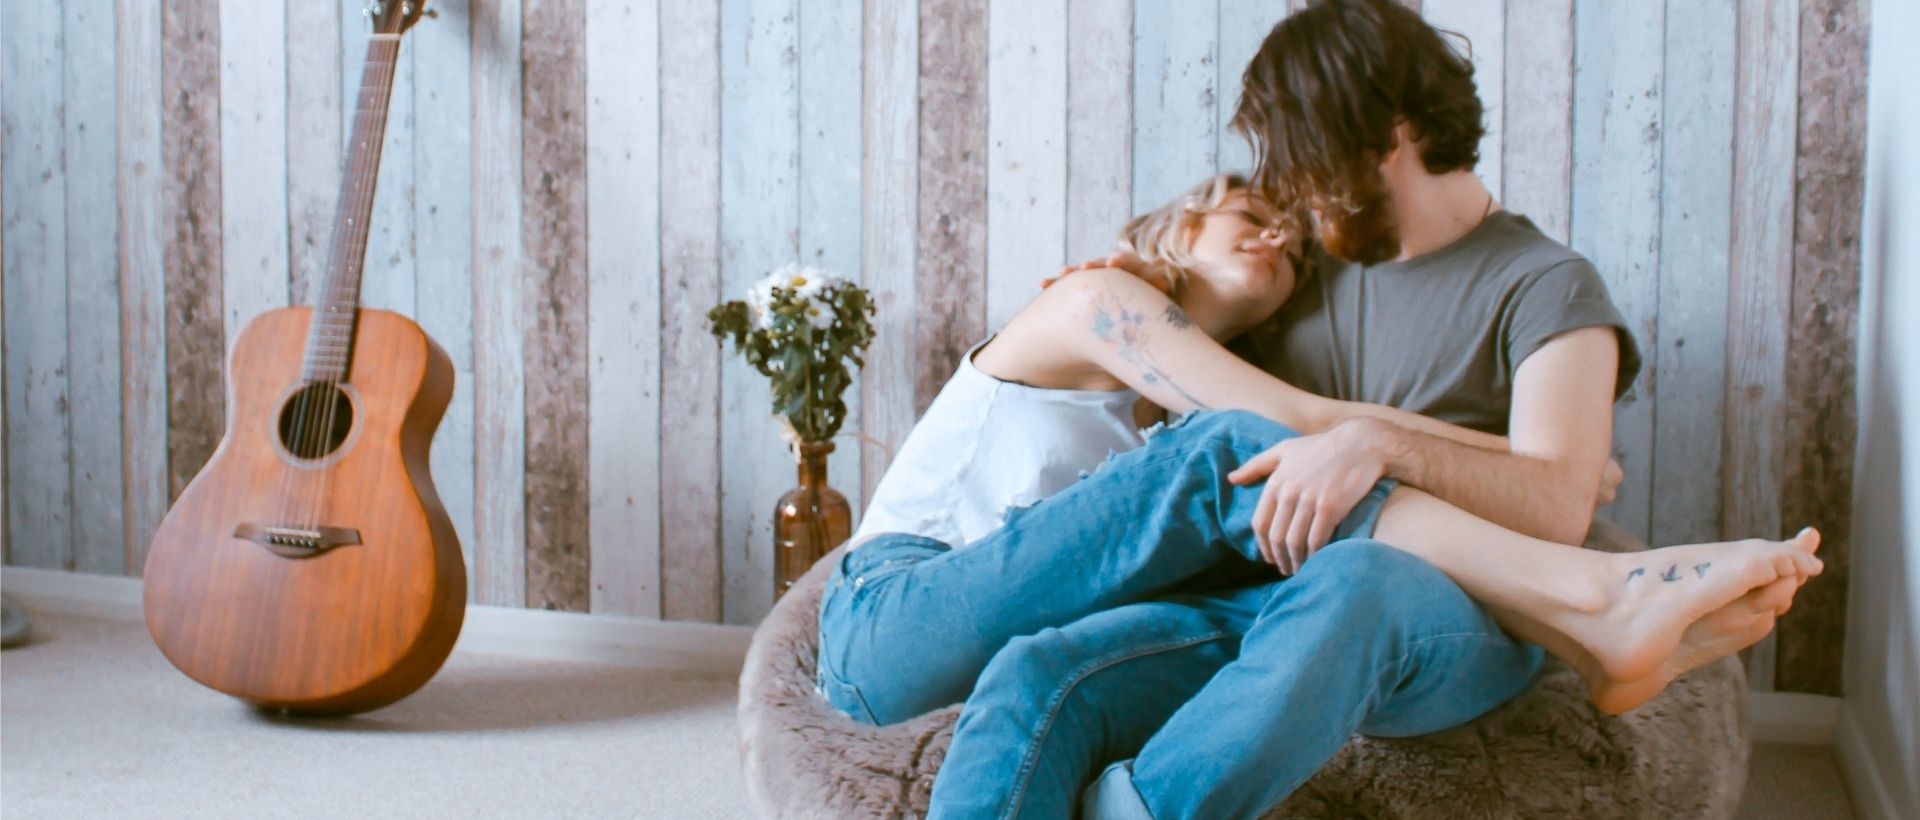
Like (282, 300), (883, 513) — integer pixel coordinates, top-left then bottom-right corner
(933, 540), (1547, 820)
(814, 409), (1395, 727)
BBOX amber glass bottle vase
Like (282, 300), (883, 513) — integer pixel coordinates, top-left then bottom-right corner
(772, 441), (852, 601)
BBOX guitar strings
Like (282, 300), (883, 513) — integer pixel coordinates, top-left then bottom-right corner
(289, 34), (397, 537)
(296, 44), (369, 534)
(310, 37), (397, 534)
(287, 45), (361, 535)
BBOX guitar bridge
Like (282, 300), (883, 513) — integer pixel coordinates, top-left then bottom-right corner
(233, 523), (363, 559)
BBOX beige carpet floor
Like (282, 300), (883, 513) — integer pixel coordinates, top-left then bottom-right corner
(1735, 741), (1860, 820)
(1, 612), (1860, 819)
(2, 612), (751, 818)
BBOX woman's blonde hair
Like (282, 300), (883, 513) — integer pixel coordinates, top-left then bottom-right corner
(1116, 173), (1306, 297)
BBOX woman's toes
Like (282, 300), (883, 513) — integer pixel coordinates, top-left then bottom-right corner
(1752, 576), (1798, 615)
(1793, 527), (1822, 555)
(1769, 550), (1800, 581)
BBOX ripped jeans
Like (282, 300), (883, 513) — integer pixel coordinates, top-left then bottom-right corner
(813, 409), (1394, 727)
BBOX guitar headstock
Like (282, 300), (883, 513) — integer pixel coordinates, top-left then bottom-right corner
(365, 1), (433, 37)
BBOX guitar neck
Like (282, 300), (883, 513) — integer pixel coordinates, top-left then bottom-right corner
(305, 32), (405, 383)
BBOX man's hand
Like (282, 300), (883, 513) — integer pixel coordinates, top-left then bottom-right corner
(1043, 250), (1168, 291)
(1227, 417), (1395, 575)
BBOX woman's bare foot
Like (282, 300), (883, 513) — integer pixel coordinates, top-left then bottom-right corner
(1555, 528), (1821, 689)
(1588, 572), (1804, 714)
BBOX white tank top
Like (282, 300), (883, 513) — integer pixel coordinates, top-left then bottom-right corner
(851, 337), (1148, 549)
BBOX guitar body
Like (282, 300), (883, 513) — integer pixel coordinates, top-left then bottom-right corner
(143, 307), (466, 715)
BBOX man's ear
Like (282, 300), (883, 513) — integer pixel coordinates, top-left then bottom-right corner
(1380, 119), (1414, 172)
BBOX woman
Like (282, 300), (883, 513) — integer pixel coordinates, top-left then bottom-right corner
(816, 173), (1819, 734)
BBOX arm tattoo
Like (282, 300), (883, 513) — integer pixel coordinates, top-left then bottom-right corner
(1090, 288), (1211, 411)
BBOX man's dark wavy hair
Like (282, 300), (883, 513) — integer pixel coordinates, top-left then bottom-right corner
(1231, 0), (1484, 212)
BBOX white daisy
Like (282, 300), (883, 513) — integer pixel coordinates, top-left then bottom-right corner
(787, 265), (831, 302)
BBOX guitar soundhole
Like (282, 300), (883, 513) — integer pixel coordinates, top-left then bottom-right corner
(277, 383), (354, 460)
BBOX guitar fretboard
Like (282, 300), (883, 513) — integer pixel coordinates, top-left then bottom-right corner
(303, 35), (404, 383)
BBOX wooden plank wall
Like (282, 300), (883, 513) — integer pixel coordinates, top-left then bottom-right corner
(657, 0), (722, 622)
(1776, 0), (1868, 695)
(0, 0), (1868, 693)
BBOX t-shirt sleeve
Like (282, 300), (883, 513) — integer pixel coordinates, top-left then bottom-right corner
(1502, 259), (1644, 400)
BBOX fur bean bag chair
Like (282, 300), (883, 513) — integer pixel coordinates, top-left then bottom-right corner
(736, 519), (1751, 819)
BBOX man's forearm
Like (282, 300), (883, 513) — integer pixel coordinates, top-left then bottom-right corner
(1374, 423), (1595, 545)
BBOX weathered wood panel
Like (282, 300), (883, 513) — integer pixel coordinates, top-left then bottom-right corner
(285, 1), (340, 307)
(2, 1), (74, 569)
(1724, 0), (1800, 691)
(411, 0), (477, 594)
(720, 0), (801, 625)
(1571, 0), (1662, 544)
(1421, 0), (1502, 199)
(117, 0), (168, 573)
(1724, 0), (1800, 542)
(800, 0), (866, 525)
(1065, 0), (1133, 263)
(1775, 0), (1865, 697)
(521, 0), (591, 613)
(916, 0), (988, 414)
(470, 0), (528, 607)
(985, 0), (1067, 332)
(1651, 0), (1735, 548)
(64, 0), (125, 575)
(160, 1), (225, 505)
(219, 0), (289, 345)
(659, 0), (724, 622)
(1500, 0), (1571, 241)
(859, 0), (919, 509)
(1, 230), (7, 566)
(585, 0), (662, 617)
(1217, 0), (1277, 176)
(344, 3), (418, 317)
(1131, 0), (1217, 213)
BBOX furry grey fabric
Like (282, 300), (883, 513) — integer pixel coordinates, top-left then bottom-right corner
(736, 519), (1750, 819)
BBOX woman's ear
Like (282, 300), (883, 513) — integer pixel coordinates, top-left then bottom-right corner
(1178, 216), (1203, 253)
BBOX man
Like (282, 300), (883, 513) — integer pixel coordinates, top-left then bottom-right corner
(927, 1), (1649, 816)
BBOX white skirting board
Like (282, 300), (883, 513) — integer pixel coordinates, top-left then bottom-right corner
(0, 566), (754, 678)
(1834, 703), (1912, 820)
(1746, 689), (1843, 745)
(2, 564), (1898, 814)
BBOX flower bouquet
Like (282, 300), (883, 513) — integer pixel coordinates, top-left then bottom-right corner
(709, 264), (876, 600)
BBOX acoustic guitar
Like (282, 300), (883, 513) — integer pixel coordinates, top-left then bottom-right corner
(143, 1), (464, 715)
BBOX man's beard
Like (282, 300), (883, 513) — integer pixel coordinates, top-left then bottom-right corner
(1316, 170), (1401, 265)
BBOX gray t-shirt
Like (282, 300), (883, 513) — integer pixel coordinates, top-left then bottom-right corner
(1232, 210), (1643, 435)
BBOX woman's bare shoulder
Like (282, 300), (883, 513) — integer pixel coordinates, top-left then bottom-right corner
(1016, 267), (1166, 326)
(974, 281), (1132, 392)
